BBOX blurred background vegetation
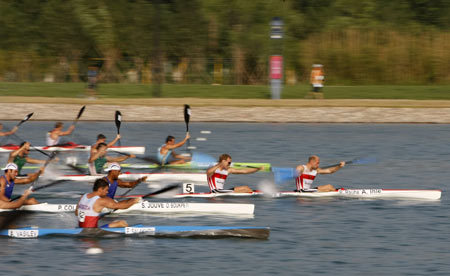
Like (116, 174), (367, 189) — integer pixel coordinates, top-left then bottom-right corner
(0, 0), (448, 88)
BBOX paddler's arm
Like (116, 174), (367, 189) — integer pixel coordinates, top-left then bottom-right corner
(0, 126), (18, 136)
(171, 151), (191, 160)
(206, 162), (222, 177)
(228, 167), (262, 174)
(317, 161), (345, 174)
(95, 197), (141, 212)
(117, 177), (147, 188)
(14, 167), (44, 184)
(74, 197), (81, 216)
(0, 189), (31, 209)
(295, 165), (305, 175)
(165, 133), (190, 150)
(106, 134), (121, 148)
(88, 148), (107, 163)
(59, 125), (75, 136)
(7, 143), (28, 163)
(106, 154), (135, 163)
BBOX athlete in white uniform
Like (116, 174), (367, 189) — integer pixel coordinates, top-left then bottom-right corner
(46, 122), (75, 146)
(206, 154), (264, 193)
(75, 178), (141, 228)
(295, 155), (345, 192)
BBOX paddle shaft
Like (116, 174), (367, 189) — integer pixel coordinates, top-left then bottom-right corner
(0, 113), (33, 144)
(11, 153), (60, 201)
(101, 184), (180, 217)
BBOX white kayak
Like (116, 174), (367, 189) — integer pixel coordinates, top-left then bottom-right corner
(0, 201), (254, 215)
(0, 144), (145, 155)
(171, 188), (441, 200)
(54, 172), (206, 184)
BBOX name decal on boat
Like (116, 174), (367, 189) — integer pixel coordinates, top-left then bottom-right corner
(57, 204), (76, 211)
(8, 229), (38, 238)
(141, 202), (189, 209)
(125, 227), (155, 235)
(339, 189), (382, 195)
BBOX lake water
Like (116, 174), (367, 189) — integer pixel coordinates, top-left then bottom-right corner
(0, 122), (449, 275)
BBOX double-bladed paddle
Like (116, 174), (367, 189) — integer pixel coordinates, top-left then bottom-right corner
(272, 157), (377, 184)
(10, 151), (59, 202)
(0, 112), (34, 145)
(320, 157), (376, 169)
(101, 183), (180, 217)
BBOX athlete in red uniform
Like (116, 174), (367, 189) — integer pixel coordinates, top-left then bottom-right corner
(206, 154), (264, 193)
(75, 178), (141, 228)
(295, 155), (345, 192)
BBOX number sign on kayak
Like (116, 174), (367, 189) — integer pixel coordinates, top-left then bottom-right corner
(183, 183), (195, 194)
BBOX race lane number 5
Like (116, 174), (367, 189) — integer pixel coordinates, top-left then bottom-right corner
(183, 183), (195, 194)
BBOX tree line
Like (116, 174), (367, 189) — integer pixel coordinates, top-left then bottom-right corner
(0, 0), (448, 85)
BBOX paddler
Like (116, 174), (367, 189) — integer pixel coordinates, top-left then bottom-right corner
(206, 154), (263, 193)
(75, 178), (141, 228)
(90, 133), (121, 156)
(295, 155), (345, 192)
(102, 163), (146, 199)
(0, 123), (18, 137)
(46, 122), (75, 146)
(8, 142), (52, 175)
(157, 134), (191, 165)
(88, 143), (135, 175)
(0, 163), (44, 205)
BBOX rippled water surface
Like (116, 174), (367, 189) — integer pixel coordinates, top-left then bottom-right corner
(0, 122), (449, 275)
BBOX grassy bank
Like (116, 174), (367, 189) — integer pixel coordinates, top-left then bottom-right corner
(0, 82), (450, 100)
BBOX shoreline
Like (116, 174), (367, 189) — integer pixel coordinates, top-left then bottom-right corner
(2, 97), (450, 123)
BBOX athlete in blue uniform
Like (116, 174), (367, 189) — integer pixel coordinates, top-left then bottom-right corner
(0, 163), (44, 206)
(102, 163), (147, 199)
(157, 134), (191, 165)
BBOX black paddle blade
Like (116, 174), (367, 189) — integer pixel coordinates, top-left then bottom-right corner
(143, 183), (180, 198)
(184, 104), (190, 131)
(76, 106), (86, 120)
(115, 110), (122, 133)
(17, 112), (34, 127)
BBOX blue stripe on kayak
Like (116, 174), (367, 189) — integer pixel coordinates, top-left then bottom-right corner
(0, 225), (269, 237)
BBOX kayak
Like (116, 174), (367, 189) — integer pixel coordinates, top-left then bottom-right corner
(0, 225), (270, 239)
(0, 143), (145, 155)
(53, 172), (206, 184)
(23, 162), (272, 172)
(118, 188), (441, 200)
(0, 201), (255, 215)
(275, 188), (442, 200)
